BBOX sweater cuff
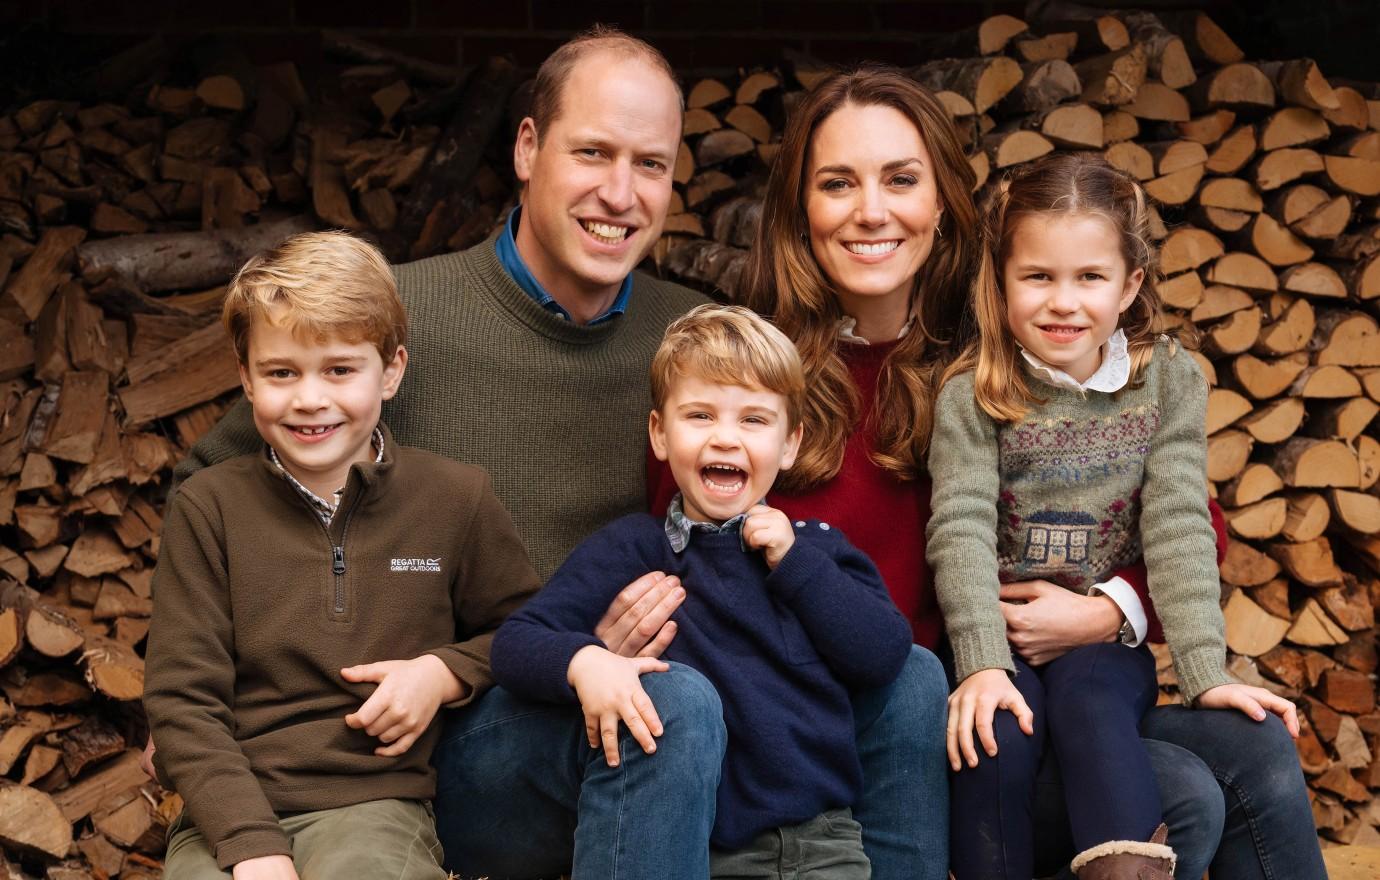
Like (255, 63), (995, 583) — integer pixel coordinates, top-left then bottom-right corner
(424, 647), (491, 708)
(1176, 647), (1232, 704)
(214, 827), (293, 870)
(952, 629), (1016, 685)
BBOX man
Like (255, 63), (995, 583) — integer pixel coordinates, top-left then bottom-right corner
(158, 26), (948, 879)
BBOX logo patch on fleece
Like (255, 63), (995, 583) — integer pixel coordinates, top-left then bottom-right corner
(390, 557), (442, 573)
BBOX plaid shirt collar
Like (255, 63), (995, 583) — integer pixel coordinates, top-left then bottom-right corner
(664, 492), (758, 554)
(268, 427), (385, 525)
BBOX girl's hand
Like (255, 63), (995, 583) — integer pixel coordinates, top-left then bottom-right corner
(1196, 683), (1300, 737)
(946, 668), (1035, 771)
(743, 505), (796, 569)
(567, 646), (669, 766)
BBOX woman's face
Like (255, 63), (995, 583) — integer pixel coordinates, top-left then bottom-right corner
(805, 102), (944, 315)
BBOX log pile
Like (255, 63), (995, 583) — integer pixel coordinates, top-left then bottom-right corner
(0, 8), (1376, 875)
(0, 34), (525, 878)
(651, 6), (1380, 855)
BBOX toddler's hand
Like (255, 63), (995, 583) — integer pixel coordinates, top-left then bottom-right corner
(342, 654), (459, 757)
(567, 645), (668, 767)
(743, 505), (796, 569)
(1196, 683), (1299, 737)
(946, 668), (1034, 771)
(232, 855), (299, 880)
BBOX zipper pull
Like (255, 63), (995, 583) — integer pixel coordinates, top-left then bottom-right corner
(332, 546), (345, 575)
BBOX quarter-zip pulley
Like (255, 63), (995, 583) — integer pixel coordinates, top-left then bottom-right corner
(332, 546), (345, 575)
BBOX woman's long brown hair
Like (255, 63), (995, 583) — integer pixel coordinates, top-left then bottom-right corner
(741, 65), (982, 491)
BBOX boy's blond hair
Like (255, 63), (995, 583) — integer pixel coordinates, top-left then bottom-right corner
(651, 304), (806, 430)
(222, 230), (406, 363)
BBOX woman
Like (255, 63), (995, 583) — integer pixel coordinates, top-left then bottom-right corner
(736, 65), (1324, 880)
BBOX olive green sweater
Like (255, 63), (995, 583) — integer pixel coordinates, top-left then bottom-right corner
(174, 237), (707, 579)
(926, 341), (1231, 702)
(145, 429), (540, 868)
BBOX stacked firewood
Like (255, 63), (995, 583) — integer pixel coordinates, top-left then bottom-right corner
(654, 5), (1380, 858)
(0, 7), (1377, 876)
(0, 34), (531, 878)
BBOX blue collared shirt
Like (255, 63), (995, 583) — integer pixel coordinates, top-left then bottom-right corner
(663, 492), (759, 553)
(496, 206), (632, 326)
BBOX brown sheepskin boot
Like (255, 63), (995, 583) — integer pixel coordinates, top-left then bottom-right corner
(1069, 823), (1176, 879)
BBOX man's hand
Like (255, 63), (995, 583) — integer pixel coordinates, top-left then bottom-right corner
(140, 734), (157, 780)
(342, 654), (462, 757)
(567, 645), (668, 767)
(946, 668), (1035, 771)
(232, 855), (299, 879)
(594, 571), (685, 658)
(1197, 683), (1300, 737)
(742, 505), (796, 570)
(1000, 580), (1123, 666)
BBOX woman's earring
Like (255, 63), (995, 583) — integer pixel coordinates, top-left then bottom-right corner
(935, 223), (944, 238)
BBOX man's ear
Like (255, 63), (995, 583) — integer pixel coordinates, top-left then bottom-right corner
(513, 117), (539, 184)
(380, 346), (408, 400)
(648, 409), (670, 462)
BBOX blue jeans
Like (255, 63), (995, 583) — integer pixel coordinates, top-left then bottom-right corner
(431, 646), (950, 880)
(432, 662), (725, 879)
(955, 673), (1326, 880)
(1140, 705), (1327, 880)
(949, 645), (1161, 880)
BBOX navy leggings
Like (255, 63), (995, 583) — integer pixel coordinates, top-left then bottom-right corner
(948, 643), (1161, 880)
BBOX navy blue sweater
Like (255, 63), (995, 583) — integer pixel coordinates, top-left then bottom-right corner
(491, 513), (913, 848)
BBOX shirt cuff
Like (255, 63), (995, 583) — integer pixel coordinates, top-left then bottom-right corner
(1091, 577), (1147, 647)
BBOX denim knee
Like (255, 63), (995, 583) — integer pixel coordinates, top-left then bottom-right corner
(640, 662), (727, 760)
(859, 645), (948, 739)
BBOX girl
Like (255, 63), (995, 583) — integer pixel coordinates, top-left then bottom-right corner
(927, 153), (1299, 879)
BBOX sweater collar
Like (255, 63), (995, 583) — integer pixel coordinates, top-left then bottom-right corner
(496, 206), (632, 326)
(1020, 329), (1131, 394)
(470, 234), (629, 346)
(260, 423), (399, 515)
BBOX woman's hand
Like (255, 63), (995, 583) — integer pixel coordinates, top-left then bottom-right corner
(946, 668), (1034, 771)
(1000, 580), (1123, 666)
(1197, 683), (1300, 737)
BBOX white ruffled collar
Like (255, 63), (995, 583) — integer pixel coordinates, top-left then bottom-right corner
(838, 309), (918, 345)
(1020, 329), (1130, 393)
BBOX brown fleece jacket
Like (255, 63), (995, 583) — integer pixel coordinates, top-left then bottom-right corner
(143, 427), (540, 869)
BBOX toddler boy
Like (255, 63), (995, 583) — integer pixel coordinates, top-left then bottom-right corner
(491, 304), (912, 877)
(144, 231), (539, 879)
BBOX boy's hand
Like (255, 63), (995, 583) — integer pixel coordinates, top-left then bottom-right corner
(743, 505), (796, 569)
(567, 645), (668, 767)
(232, 855), (299, 880)
(946, 668), (1034, 771)
(342, 654), (461, 757)
(1196, 683), (1300, 737)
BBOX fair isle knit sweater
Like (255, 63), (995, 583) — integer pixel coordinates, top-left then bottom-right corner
(174, 237), (707, 580)
(926, 341), (1231, 702)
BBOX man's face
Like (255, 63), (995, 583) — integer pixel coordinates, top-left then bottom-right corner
(513, 51), (682, 311)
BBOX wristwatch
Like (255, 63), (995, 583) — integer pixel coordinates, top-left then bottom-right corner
(1116, 616), (1136, 646)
